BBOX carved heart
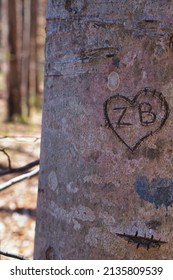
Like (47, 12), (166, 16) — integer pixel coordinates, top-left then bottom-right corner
(104, 88), (169, 151)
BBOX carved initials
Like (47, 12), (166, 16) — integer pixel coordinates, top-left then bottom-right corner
(114, 103), (157, 127)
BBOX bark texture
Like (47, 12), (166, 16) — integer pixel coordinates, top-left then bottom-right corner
(34, 0), (173, 259)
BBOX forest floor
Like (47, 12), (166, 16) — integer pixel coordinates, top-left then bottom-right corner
(0, 98), (42, 260)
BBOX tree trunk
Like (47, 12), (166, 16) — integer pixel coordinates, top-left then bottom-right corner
(29, 0), (38, 106)
(0, 0), (2, 48)
(0, 0), (8, 84)
(21, 0), (31, 117)
(7, 0), (21, 121)
(35, 0), (47, 103)
(34, 0), (173, 259)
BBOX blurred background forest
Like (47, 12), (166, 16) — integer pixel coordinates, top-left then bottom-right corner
(0, 0), (47, 259)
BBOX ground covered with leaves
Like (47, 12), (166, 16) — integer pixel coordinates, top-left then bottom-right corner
(0, 102), (41, 260)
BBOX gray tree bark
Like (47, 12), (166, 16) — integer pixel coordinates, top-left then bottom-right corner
(34, 0), (173, 259)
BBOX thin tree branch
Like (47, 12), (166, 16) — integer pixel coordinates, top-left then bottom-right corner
(0, 135), (40, 142)
(0, 159), (39, 176)
(0, 250), (26, 260)
(0, 148), (12, 169)
(0, 168), (39, 192)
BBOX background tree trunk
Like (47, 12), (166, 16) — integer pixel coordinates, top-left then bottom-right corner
(0, 0), (2, 49)
(21, 0), (31, 117)
(34, 0), (173, 259)
(29, 0), (38, 106)
(35, 0), (46, 103)
(7, 0), (21, 121)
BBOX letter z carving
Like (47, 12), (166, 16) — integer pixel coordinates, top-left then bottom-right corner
(113, 107), (132, 126)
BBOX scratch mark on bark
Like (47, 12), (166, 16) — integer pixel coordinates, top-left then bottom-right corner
(116, 231), (167, 250)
